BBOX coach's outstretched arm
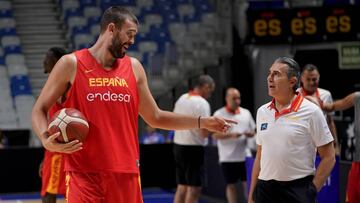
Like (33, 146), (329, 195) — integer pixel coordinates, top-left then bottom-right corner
(131, 58), (235, 133)
(32, 54), (83, 154)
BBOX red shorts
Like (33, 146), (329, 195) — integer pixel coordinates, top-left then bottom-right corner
(41, 151), (66, 196)
(66, 171), (143, 203)
(346, 162), (360, 203)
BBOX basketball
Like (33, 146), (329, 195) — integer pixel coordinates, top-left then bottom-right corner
(48, 108), (89, 143)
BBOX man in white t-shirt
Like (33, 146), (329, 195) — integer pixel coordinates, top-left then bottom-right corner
(248, 57), (335, 203)
(173, 75), (215, 203)
(213, 87), (255, 203)
(298, 64), (338, 153)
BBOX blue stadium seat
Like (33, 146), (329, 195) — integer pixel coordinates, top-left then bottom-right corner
(88, 16), (101, 26)
(79, 0), (97, 8)
(183, 14), (201, 23)
(0, 9), (12, 18)
(4, 45), (22, 55)
(0, 56), (5, 65)
(64, 7), (82, 23)
(10, 75), (32, 97)
(193, 0), (213, 14)
(72, 25), (91, 35)
(0, 27), (16, 37)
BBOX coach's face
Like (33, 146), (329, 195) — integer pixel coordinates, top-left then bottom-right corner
(267, 62), (296, 98)
(108, 19), (137, 59)
(301, 70), (319, 93)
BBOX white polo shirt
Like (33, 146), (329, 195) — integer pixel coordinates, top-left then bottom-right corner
(214, 107), (256, 162)
(256, 94), (333, 181)
(173, 92), (211, 146)
(298, 87), (334, 116)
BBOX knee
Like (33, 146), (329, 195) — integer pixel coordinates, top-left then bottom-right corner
(176, 185), (187, 195)
(188, 186), (201, 197)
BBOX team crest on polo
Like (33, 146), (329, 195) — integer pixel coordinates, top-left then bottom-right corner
(260, 123), (268, 131)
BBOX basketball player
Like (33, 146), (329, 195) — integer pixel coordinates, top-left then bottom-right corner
(40, 47), (67, 203)
(173, 75), (215, 203)
(323, 92), (360, 203)
(31, 7), (234, 203)
(248, 57), (335, 203)
(298, 64), (339, 152)
(213, 87), (255, 203)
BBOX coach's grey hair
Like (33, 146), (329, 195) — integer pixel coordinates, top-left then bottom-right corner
(274, 57), (300, 92)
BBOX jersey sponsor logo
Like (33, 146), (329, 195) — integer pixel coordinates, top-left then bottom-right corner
(88, 77), (128, 87)
(260, 123), (268, 131)
(86, 91), (131, 102)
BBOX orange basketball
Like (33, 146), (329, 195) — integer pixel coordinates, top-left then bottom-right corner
(48, 108), (89, 143)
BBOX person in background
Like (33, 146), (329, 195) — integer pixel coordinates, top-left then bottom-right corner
(213, 87), (256, 203)
(39, 47), (68, 203)
(298, 64), (339, 153)
(323, 92), (360, 203)
(173, 75), (215, 203)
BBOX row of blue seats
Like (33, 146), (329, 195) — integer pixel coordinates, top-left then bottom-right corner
(63, 0), (212, 23)
(2, 74), (32, 97)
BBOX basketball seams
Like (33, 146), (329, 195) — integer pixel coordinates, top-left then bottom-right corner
(48, 108), (89, 143)
(63, 116), (89, 127)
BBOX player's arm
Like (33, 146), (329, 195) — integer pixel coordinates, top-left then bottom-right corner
(313, 142), (336, 191)
(31, 54), (82, 153)
(323, 92), (356, 112)
(248, 145), (261, 203)
(131, 58), (234, 133)
(327, 114), (339, 153)
(213, 132), (240, 139)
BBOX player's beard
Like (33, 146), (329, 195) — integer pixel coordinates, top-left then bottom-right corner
(108, 34), (126, 59)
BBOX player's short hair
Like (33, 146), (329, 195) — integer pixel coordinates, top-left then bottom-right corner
(195, 75), (215, 88)
(49, 47), (67, 60)
(100, 6), (139, 33)
(274, 57), (300, 92)
(302, 64), (319, 73)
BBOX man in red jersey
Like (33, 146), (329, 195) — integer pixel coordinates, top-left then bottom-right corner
(39, 47), (68, 203)
(32, 6), (234, 203)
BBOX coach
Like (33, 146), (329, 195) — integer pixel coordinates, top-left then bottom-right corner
(248, 57), (335, 203)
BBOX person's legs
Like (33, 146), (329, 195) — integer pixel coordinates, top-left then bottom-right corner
(174, 144), (188, 203)
(174, 184), (187, 203)
(185, 186), (201, 203)
(346, 162), (360, 203)
(226, 184), (237, 203)
(42, 193), (56, 203)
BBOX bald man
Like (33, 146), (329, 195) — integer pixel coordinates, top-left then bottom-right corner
(213, 87), (256, 203)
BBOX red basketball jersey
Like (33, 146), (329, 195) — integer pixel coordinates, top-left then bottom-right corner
(63, 49), (140, 173)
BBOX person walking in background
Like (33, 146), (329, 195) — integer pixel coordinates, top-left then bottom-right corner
(213, 87), (255, 203)
(173, 75), (215, 203)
